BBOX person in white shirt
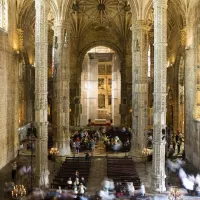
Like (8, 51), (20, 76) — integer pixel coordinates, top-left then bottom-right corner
(141, 183), (145, 196)
(67, 177), (72, 189)
(79, 183), (86, 194)
(127, 182), (135, 196)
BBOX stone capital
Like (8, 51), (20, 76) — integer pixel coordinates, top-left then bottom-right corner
(180, 28), (187, 47)
(153, 0), (168, 7)
(35, 0), (49, 8)
(133, 20), (151, 32)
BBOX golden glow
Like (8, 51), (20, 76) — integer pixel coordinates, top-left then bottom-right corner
(12, 185), (26, 198)
(142, 148), (152, 156)
(50, 147), (59, 155)
(13, 42), (18, 51)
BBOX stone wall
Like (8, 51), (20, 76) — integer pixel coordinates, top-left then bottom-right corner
(0, 2), (20, 169)
(185, 1), (200, 168)
(0, 31), (19, 169)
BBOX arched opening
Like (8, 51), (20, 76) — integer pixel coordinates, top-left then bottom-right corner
(80, 46), (121, 126)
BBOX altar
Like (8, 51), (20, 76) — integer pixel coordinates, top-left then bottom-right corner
(91, 119), (111, 126)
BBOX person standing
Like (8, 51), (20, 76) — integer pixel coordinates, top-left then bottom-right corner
(177, 139), (181, 154)
(75, 140), (80, 154)
(90, 139), (95, 153)
(11, 161), (17, 181)
(141, 183), (145, 196)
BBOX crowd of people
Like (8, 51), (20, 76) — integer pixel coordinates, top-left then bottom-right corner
(98, 178), (146, 199)
(167, 158), (200, 197)
(167, 130), (184, 158)
(70, 126), (132, 154)
(70, 129), (101, 154)
(64, 171), (87, 196)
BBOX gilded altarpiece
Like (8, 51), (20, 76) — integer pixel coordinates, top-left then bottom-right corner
(98, 63), (112, 119)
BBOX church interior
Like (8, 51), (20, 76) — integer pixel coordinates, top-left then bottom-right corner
(1, 0), (200, 199)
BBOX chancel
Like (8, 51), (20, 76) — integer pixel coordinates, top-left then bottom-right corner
(0, 0), (200, 199)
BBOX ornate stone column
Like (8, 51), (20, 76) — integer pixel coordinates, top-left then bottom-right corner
(54, 21), (71, 156)
(80, 55), (89, 126)
(112, 55), (121, 126)
(63, 29), (71, 156)
(129, 20), (149, 157)
(120, 59), (127, 126)
(35, 0), (49, 186)
(88, 56), (98, 121)
(151, 0), (168, 193)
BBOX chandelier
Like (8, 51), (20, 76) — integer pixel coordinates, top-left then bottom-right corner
(142, 148), (152, 156)
(168, 187), (183, 200)
(50, 147), (59, 156)
(12, 185), (26, 199)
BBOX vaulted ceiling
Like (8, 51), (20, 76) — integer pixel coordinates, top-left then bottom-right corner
(16, 0), (190, 62)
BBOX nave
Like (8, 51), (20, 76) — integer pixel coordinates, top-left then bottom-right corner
(0, 125), (199, 200)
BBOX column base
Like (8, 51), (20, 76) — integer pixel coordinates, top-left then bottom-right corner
(151, 174), (166, 193)
(128, 147), (146, 163)
(59, 146), (72, 156)
(56, 139), (72, 156)
(35, 169), (50, 188)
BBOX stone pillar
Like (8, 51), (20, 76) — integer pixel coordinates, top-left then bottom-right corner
(151, 0), (168, 193)
(120, 60), (127, 126)
(88, 57), (98, 121)
(130, 20), (149, 156)
(112, 55), (121, 126)
(63, 32), (71, 156)
(54, 21), (71, 156)
(34, 0), (49, 186)
(80, 55), (89, 126)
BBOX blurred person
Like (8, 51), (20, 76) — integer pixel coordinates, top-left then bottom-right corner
(177, 139), (181, 154)
(168, 144), (174, 158)
(84, 152), (90, 162)
(72, 142), (76, 157)
(127, 182), (135, 196)
(67, 177), (73, 189)
(196, 185), (200, 197)
(90, 139), (95, 153)
(75, 177), (79, 185)
(74, 184), (78, 194)
(56, 186), (62, 198)
(11, 161), (17, 181)
(109, 179), (115, 191)
(4, 181), (14, 192)
(140, 183), (145, 196)
(75, 171), (79, 179)
(102, 178), (110, 191)
(75, 140), (80, 154)
(79, 183), (87, 194)
(80, 177), (86, 187)
(32, 187), (45, 199)
(115, 182), (122, 196)
(99, 188), (115, 200)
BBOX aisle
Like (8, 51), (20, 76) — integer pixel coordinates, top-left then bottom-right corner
(86, 157), (107, 195)
(92, 140), (106, 156)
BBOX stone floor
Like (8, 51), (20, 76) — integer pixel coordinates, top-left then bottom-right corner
(86, 157), (107, 195)
(0, 141), (199, 200)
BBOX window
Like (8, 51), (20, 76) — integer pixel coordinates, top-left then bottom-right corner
(0, 0), (7, 31)
(148, 45), (151, 77)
